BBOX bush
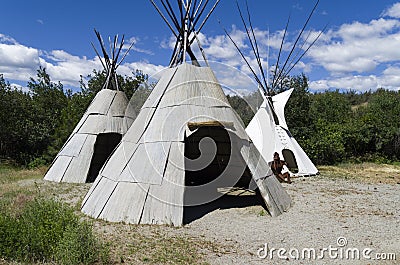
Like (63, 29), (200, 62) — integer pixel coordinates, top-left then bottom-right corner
(0, 198), (108, 264)
(54, 222), (108, 265)
(304, 121), (346, 165)
(0, 212), (21, 260)
(18, 199), (78, 261)
(27, 156), (48, 169)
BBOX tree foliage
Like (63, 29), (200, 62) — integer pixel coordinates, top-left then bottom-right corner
(0, 68), (147, 166)
(0, 75), (33, 163)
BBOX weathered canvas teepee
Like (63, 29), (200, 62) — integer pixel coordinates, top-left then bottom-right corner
(225, 1), (322, 176)
(81, 0), (291, 226)
(44, 30), (136, 183)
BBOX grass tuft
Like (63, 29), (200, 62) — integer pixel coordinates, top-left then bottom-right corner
(0, 198), (109, 264)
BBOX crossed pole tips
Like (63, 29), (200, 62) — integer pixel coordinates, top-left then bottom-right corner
(150, 0), (220, 67)
(222, 0), (326, 97)
(91, 29), (135, 91)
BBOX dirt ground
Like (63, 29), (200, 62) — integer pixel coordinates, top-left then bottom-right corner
(184, 176), (400, 264)
(1, 164), (399, 264)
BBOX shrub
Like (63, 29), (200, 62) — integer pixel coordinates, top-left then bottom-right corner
(17, 199), (78, 261)
(304, 121), (346, 165)
(0, 198), (108, 264)
(27, 157), (48, 169)
(54, 222), (105, 265)
(0, 212), (21, 260)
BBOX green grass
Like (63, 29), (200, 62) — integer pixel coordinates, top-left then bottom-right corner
(0, 164), (45, 215)
(0, 164), (110, 264)
(258, 210), (266, 216)
(318, 162), (400, 184)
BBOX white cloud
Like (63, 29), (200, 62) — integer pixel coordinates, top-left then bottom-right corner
(0, 34), (18, 44)
(0, 41), (40, 81)
(308, 18), (400, 74)
(310, 65), (400, 92)
(380, 66), (400, 89)
(10, 82), (30, 93)
(337, 18), (399, 40)
(126, 36), (154, 55)
(382, 2), (400, 18)
(200, 3), (400, 92)
(303, 8), (400, 91)
(118, 61), (165, 78)
(310, 75), (379, 92)
(40, 51), (101, 87)
(0, 33), (165, 89)
(209, 60), (258, 95)
(0, 43), (39, 68)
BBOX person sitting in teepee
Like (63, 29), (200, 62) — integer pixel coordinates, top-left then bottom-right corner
(271, 152), (292, 184)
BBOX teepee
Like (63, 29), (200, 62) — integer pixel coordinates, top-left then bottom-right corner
(81, 0), (291, 226)
(225, 0), (322, 176)
(44, 30), (136, 183)
(246, 89), (319, 176)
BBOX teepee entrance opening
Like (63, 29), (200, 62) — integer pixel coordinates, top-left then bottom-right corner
(185, 125), (231, 186)
(183, 124), (260, 223)
(282, 149), (299, 173)
(184, 123), (252, 187)
(86, 133), (122, 183)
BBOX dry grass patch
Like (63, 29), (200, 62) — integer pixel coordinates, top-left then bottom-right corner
(0, 165), (48, 212)
(0, 165), (46, 184)
(319, 162), (400, 184)
(93, 223), (223, 265)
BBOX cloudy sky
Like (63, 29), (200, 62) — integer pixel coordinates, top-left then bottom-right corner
(1, 0), (400, 93)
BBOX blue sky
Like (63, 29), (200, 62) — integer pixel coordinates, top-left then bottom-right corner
(1, 0), (400, 93)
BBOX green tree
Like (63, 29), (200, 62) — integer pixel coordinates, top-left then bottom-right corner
(243, 90), (263, 112)
(303, 120), (346, 165)
(310, 90), (352, 124)
(26, 67), (68, 164)
(0, 76), (35, 164)
(44, 89), (90, 161)
(285, 74), (314, 141)
(129, 85), (152, 115)
(226, 94), (255, 126)
(362, 89), (400, 159)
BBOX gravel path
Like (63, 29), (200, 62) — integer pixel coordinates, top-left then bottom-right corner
(181, 176), (400, 264)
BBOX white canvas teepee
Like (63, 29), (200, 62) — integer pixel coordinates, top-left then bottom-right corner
(81, 0), (291, 226)
(44, 31), (135, 183)
(246, 89), (318, 176)
(225, 1), (321, 177)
